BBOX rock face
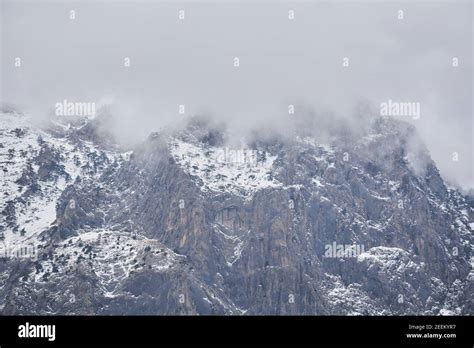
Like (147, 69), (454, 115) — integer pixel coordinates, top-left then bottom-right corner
(0, 109), (472, 315)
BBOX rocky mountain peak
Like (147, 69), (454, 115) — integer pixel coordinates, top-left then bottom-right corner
(0, 109), (472, 315)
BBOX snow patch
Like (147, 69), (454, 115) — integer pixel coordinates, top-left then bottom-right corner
(169, 138), (282, 198)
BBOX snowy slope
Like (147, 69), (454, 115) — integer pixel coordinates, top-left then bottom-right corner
(169, 138), (281, 198)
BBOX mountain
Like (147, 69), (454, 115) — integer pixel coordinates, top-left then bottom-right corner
(0, 107), (472, 315)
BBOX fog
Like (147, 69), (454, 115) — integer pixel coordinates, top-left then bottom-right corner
(1, 0), (472, 190)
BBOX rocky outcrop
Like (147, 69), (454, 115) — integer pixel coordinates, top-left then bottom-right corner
(0, 111), (472, 315)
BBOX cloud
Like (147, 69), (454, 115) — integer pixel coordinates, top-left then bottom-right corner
(1, 0), (472, 189)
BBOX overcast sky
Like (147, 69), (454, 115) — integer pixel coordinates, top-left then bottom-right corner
(1, 0), (472, 190)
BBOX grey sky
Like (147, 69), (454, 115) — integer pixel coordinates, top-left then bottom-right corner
(1, 0), (472, 190)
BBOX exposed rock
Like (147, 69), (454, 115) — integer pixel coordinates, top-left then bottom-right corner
(0, 111), (472, 315)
